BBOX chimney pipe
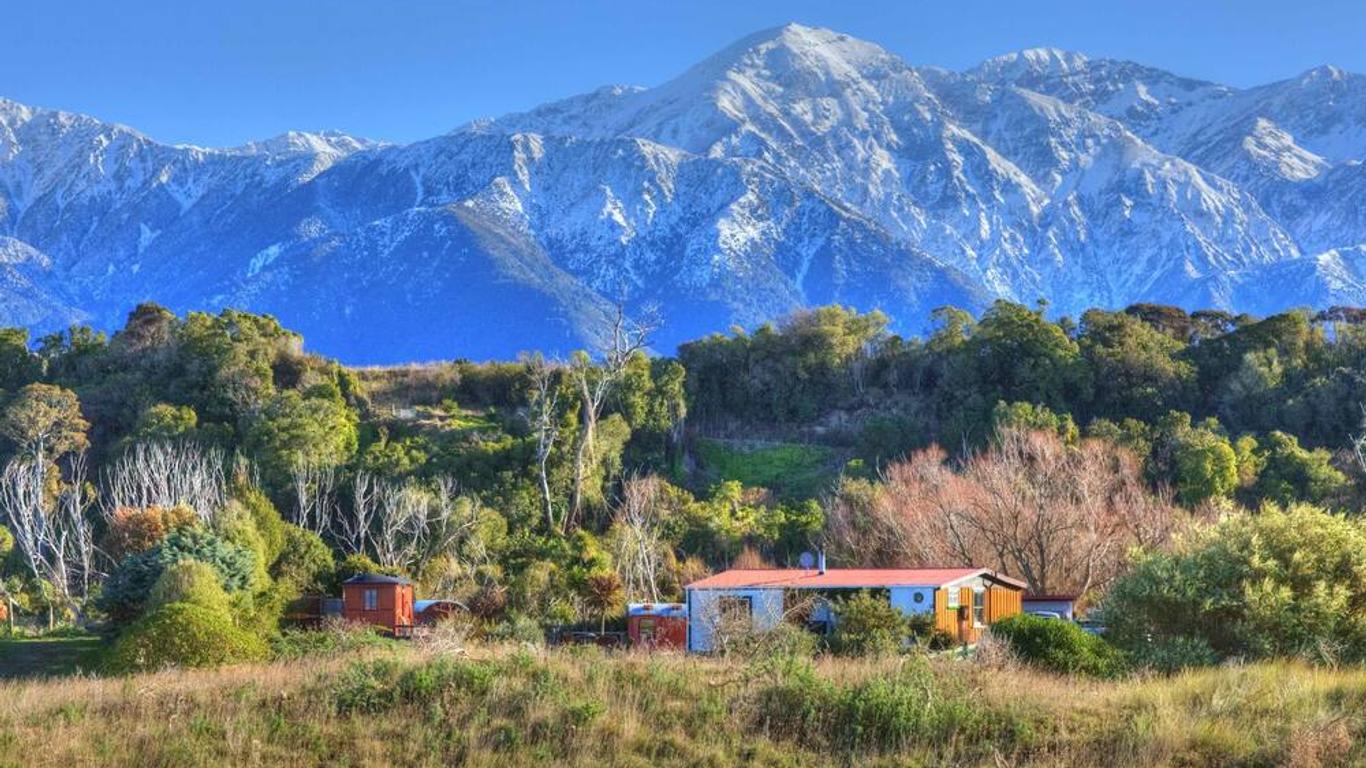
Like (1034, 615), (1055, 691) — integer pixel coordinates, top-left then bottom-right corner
(817, 550), (826, 574)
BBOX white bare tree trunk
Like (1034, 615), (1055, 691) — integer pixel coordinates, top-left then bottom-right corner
(372, 478), (425, 570)
(525, 354), (561, 532)
(566, 305), (657, 532)
(101, 440), (226, 522)
(291, 459), (338, 536)
(335, 471), (377, 557)
(0, 454), (98, 626)
(612, 473), (664, 603)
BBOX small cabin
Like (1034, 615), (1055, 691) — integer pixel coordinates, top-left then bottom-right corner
(683, 567), (1026, 652)
(342, 573), (415, 637)
(627, 603), (688, 650)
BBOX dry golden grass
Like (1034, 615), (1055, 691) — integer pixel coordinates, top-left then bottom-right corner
(0, 645), (1361, 768)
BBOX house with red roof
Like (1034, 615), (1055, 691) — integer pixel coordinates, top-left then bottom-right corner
(683, 556), (1026, 652)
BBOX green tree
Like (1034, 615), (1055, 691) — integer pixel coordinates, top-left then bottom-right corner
(1172, 429), (1239, 505)
(244, 390), (358, 491)
(1079, 309), (1194, 421)
(990, 400), (1078, 443)
(128, 403), (198, 444)
(270, 525), (335, 596)
(830, 591), (907, 656)
(0, 329), (41, 393)
(0, 383), (89, 460)
(1250, 431), (1349, 506)
(1102, 504), (1366, 665)
(960, 301), (1085, 412)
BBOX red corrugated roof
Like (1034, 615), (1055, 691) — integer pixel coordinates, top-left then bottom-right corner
(685, 567), (1026, 591)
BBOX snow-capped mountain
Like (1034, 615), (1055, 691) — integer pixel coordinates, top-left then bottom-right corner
(2, 25), (1364, 363)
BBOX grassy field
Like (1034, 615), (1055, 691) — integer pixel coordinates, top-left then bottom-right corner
(0, 634), (104, 680)
(693, 438), (841, 499)
(0, 643), (1361, 767)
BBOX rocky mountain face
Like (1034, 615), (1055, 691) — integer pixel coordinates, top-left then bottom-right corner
(2, 25), (1364, 362)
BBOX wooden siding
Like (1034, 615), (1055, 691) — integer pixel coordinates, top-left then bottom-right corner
(342, 583), (415, 635)
(986, 585), (1021, 623)
(932, 583), (1024, 644)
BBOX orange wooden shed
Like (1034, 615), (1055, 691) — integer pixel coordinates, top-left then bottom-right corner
(342, 573), (415, 637)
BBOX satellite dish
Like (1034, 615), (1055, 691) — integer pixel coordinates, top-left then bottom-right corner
(798, 551), (816, 569)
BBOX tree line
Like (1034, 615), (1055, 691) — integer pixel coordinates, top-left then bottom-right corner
(0, 298), (1361, 670)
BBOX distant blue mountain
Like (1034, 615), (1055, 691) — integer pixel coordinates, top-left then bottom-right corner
(3, 25), (1364, 362)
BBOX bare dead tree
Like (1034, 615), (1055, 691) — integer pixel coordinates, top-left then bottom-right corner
(611, 473), (666, 603)
(291, 458), (338, 536)
(524, 353), (562, 532)
(347, 474), (484, 574)
(58, 453), (98, 605)
(0, 457), (63, 628)
(335, 471), (377, 557)
(826, 428), (1181, 597)
(372, 478), (427, 570)
(421, 476), (479, 572)
(0, 455), (100, 627)
(101, 440), (226, 522)
(567, 305), (656, 532)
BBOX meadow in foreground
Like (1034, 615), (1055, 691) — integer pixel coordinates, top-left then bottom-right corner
(0, 641), (1361, 768)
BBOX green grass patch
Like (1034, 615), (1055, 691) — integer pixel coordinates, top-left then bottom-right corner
(694, 438), (839, 498)
(0, 633), (104, 679)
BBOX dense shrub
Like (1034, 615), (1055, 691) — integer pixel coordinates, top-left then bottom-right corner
(1102, 504), (1366, 665)
(270, 525), (335, 596)
(1125, 635), (1220, 674)
(991, 614), (1128, 678)
(103, 504), (197, 562)
(145, 560), (231, 615)
(486, 614), (544, 645)
(99, 526), (256, 624)
(104, 602), (269, 673)
(830, 591), (908, 656)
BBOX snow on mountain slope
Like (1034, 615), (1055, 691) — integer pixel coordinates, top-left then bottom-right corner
(492, 25), (1301, 313)
(251, 128), (989, 356)
(0, 236), (85, 329)
(969, 48), (1236, 138)
(0, 25), (1363, 361)
(969, 52), (1366, 258)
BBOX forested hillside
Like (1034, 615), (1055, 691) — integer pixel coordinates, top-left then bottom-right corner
(0, 299), (1363, 668)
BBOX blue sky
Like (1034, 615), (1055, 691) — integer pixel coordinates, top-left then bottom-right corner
(6, 0), (1365, 147)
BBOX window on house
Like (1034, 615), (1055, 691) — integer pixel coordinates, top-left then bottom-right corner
(946, 589), (960, 609)
(716, 595), (752, 625)
(973, 590), (986, 626)
(363, 588), (378, 611)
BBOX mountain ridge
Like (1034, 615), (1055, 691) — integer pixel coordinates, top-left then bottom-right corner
(2, 23), (1364, 362)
